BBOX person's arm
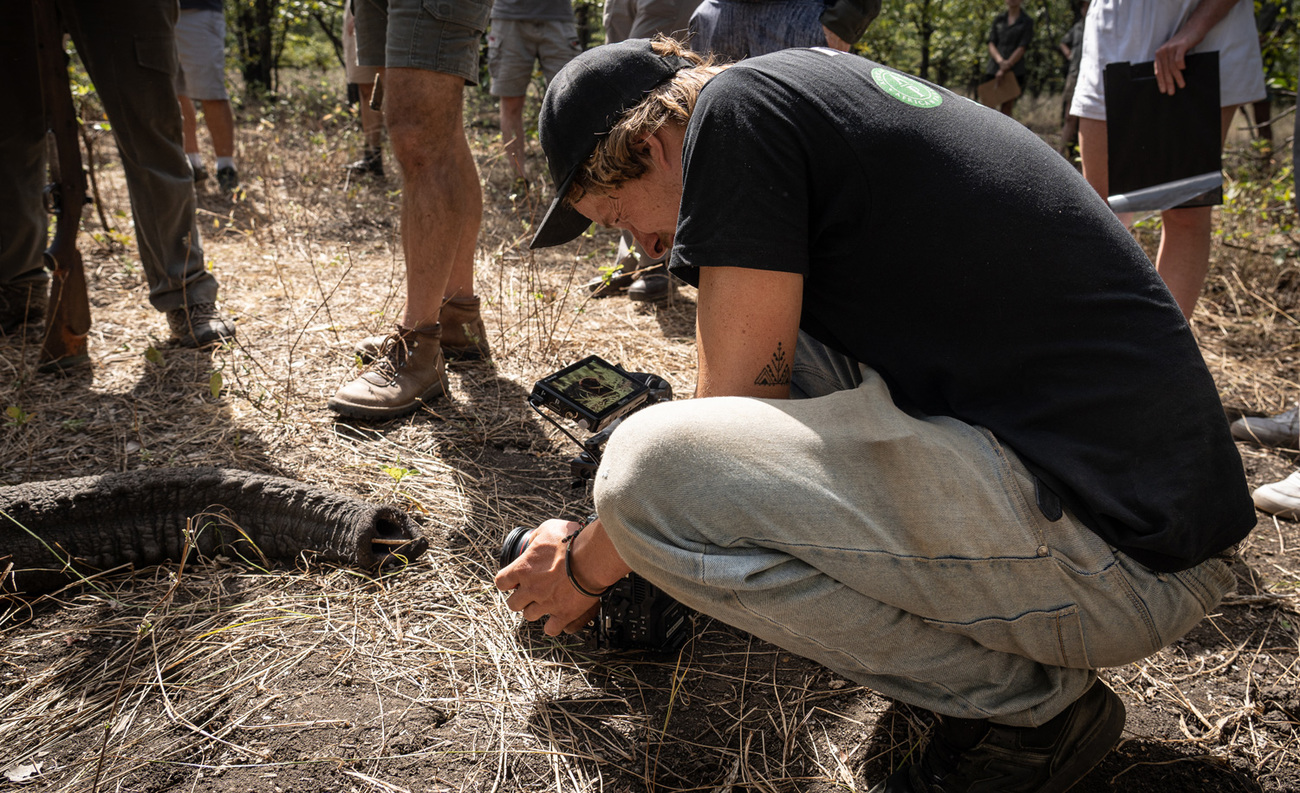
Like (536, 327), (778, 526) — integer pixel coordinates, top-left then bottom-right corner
(1154, 0), (1242, 94)
(694, 266), (805, 399)
(819, 0), (882, 48)
(989, 40), (1005, 69)
(494, 517), (630, 636)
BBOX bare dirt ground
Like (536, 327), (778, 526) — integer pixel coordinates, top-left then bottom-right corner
(1, 78), (1298, 792)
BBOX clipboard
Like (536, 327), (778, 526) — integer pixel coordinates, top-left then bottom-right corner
(978, 72), (1021, 107)
(1103, 52), (1222, 213)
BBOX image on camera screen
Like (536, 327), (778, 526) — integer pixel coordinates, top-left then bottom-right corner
(553, 361), (640, 415)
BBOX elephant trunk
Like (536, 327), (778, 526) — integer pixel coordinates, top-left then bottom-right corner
(0, 468), (428, 594)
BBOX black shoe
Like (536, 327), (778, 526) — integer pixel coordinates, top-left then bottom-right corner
(345, 150), (385, 178)
(585, 253), (639, 298)
(167, 302), (236, 347)
(217, 166), (240, 193)
(627, 265), (673, 303)
(872, 680), (1125, 793)
(0, 275), (50, 334)
(1231, 406), (1299, 449)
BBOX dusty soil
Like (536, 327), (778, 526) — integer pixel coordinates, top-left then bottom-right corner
(1, 79), (1297, 792)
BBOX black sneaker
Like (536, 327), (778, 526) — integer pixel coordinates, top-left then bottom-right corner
(0, 275), (50, 334)
(166, 302), (236, 347)
(585, 253), (639, 298)
(217, 166), (240, 193)
(345, 150), (384, 178)
(871, 680), (1125, 793)
(1230, 406), (1299, 449)
(627, 263), (673, 303)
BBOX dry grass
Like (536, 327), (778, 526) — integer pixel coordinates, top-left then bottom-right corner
(1, 73), (1298, 792)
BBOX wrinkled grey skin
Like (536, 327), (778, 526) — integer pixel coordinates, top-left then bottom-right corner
(0, 468), (427, 594)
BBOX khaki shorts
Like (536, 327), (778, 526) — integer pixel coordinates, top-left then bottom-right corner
(174, 9), (228, 100)
(486, 18), (580, 97)
(354, 0), (490, 85)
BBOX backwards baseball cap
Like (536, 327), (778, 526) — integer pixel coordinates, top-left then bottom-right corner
(529, 39), (694, 250)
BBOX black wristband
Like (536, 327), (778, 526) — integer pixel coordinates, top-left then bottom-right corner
(563, 527), (612, 599)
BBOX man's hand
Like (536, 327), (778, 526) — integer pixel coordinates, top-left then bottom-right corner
(1154, 0), (1242, 95)
(823, 26), (852, 52)
(494, 518), (629, 636)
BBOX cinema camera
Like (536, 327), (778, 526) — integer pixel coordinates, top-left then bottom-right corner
(499, 355), (690, 652)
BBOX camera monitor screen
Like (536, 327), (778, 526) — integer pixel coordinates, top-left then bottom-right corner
(532, 355), (649, 431)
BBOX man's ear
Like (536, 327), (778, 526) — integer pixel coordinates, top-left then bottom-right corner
(642, 128), (675, 172)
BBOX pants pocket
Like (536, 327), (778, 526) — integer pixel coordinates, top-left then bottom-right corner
(423, 0), (491, 31)
(135, 34), (178, 76)
(923, 605), (1092, 669)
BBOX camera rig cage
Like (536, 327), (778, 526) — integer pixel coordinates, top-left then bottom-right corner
(507, 355), (689, 652)
(527, 355), (673, 486)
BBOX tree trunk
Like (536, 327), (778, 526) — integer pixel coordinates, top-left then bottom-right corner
(235, 0), (276, 96)
(0, 468), (427, 594)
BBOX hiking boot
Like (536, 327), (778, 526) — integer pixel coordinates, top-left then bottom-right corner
(627, 263), (673, 303)
(217, 166), (240, 193)
(355, 296), (490, 363)
(870, 680), (1125, 793)
(1252, 471), (1300, 519)
(584, 252), (639, 298)
(345, 148), (385, 178)
(0, 275), (50, 334)
(438, 295), (490, 360)
(166, 302), (236, 347)
(1230, 406), (1299, 449)
(329, 325), (449, 420)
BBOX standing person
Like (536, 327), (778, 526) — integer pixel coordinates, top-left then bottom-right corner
(502, 39), (1253, 793)
(688, 0), (881, 61)
(1058, 0), (1088, 157)
(984, 0), (1033, 116)
(343, 2), (385, 178)
(174, 0), (239, 193)
(584, 0), (701, 302)
(487, 0), (582, 197)
(1071, 0), (1265, 321)
(1, 0), (235, 348)
(328, 0), (492, 420)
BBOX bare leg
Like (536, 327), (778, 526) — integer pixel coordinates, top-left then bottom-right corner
(178, 94), (200, 154)
(1151, 106), (1238, 319)
(499, 95), (527, 180)
(384, 67), (481, 328)
(199, 99), (235, 159)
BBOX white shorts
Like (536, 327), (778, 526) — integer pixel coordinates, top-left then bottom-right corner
(174, 9), (229, 101)
(1069, 0), (1265, 120)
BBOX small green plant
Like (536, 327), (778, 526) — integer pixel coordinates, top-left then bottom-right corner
(4, 406), (31, 428)
(144, 346), (164, 366)
(382, 465), (419, 485)
(61, 418), (88, 432)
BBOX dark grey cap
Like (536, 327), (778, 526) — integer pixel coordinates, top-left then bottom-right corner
(529, 39), (693, 249)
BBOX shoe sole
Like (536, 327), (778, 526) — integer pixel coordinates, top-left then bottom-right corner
(326, 378), (450, 420)
(1041, 683), (1126, 793)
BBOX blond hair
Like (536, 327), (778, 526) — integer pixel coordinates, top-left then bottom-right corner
(566, 37), (729, 205)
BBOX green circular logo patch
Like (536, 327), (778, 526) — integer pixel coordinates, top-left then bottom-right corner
(872, 68), (943, 109)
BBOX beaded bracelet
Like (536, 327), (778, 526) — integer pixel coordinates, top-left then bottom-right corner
(562, 526), (612, 598)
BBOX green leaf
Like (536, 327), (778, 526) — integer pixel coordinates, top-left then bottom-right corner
(210, 370), (224, 399)
(145, 346), (163, 366)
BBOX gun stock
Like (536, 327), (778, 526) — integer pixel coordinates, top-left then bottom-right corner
(33, 0), (91, 372)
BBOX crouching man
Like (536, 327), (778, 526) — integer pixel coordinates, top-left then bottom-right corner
(495, 38), (1254, 793)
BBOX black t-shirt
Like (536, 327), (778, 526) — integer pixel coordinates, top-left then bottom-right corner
(986, 9), (1034, 79)
(669, 48), (1254, 573)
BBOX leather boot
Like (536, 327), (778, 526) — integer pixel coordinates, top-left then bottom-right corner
(329, 325), (449, 419)
(438, 296), (490, 360)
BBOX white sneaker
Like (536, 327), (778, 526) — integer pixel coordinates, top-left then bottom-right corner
(1252, 471), (1300, 519)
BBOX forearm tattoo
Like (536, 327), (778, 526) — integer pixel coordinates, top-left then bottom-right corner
(754, 342), (791, 387)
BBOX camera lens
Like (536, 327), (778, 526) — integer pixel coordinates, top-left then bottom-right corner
(499, 526), (534, 569)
